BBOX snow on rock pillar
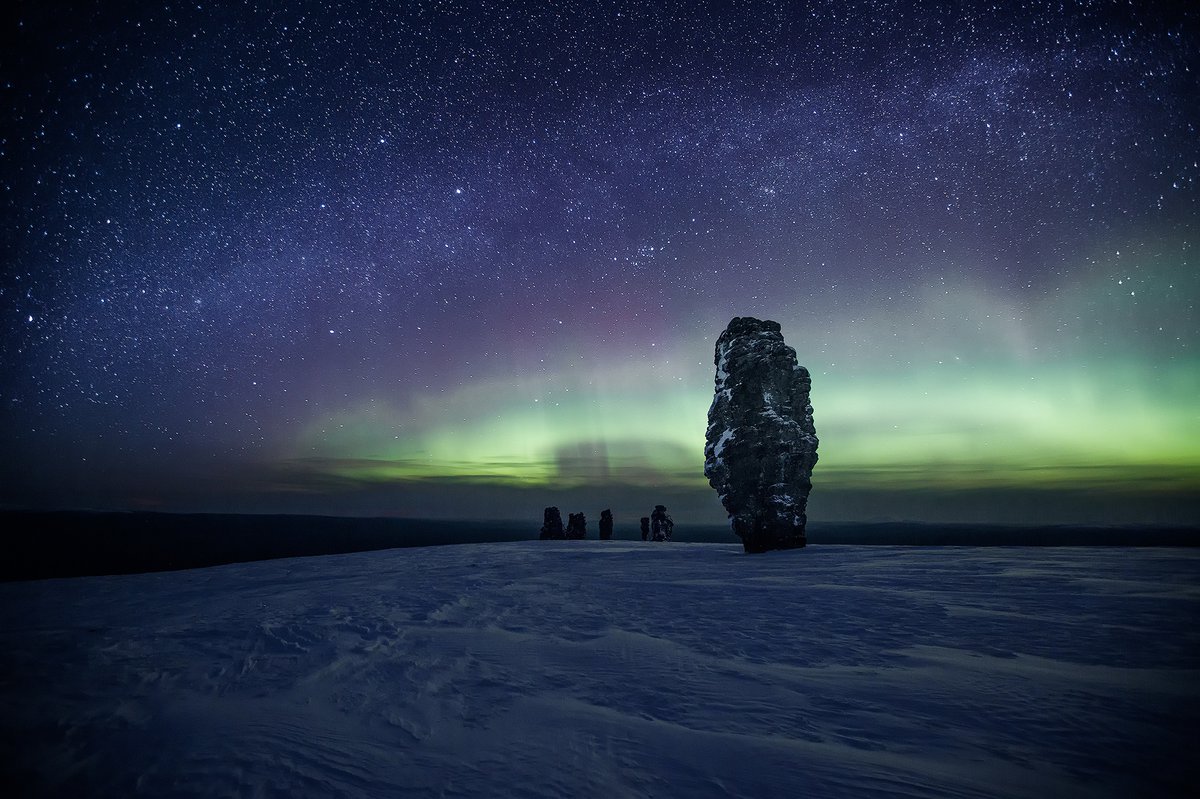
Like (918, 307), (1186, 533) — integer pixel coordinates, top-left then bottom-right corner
(650, 505), (673, 542)
(703, 317), (818, 553)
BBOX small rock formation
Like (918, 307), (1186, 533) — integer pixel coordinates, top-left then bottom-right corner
(540, 506), (565, 540)
(703, 317), (818, 553)
(599, 509), (614, 541)
(650, 504), (673, 542)
(640, 517), (650, 541)
(566, 512), (587, 540)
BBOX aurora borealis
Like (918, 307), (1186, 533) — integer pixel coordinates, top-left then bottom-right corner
(2, 2), (1197, 524)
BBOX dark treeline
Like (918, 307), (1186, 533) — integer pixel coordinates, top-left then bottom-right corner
(0, 510), (1195, 581)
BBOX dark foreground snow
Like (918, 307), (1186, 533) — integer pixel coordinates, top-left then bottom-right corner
(1, 542), (1196, 798)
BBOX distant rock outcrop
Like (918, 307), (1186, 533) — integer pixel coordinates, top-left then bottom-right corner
(566, 512), (587, 540)
(540, 507), (565, 540)
(640, 517), (650, 541)
(703, 317), (818, 553)
(599, 509), (614, 541)
(650, 505), (673, 542)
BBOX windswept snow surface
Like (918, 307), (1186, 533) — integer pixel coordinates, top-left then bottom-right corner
(1, 542), (1197, 798)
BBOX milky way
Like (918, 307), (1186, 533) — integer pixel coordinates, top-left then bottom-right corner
(2, 1), (1197, 523)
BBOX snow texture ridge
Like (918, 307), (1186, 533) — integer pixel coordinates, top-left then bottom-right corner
(0, 542), (1197, 798)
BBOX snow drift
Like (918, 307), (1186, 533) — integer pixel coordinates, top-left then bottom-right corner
(1, 542), (1196, 797)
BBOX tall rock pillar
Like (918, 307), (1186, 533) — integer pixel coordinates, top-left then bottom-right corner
(599, 509), (614, 540)
(540, 507), (565, 540)
(703, 317), (818, 553)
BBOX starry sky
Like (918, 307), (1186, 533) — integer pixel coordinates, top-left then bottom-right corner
(2, 1), (1197, 526)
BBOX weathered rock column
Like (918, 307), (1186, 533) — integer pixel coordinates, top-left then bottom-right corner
(599, 509), (614, 540)
(540, 506), (565, 540)
(703, 317), (818, 553)
(650, 505), (673, 542)
(565, 512), (587, 540)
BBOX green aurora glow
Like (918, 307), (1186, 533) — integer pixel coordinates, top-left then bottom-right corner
(293, 357), (1199, 490)
(285, 246), (1200, 513)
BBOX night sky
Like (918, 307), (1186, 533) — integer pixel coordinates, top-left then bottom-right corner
(2, 1), (1197, 525)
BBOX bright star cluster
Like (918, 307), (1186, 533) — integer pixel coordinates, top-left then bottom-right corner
(1, 1), (1196, 523)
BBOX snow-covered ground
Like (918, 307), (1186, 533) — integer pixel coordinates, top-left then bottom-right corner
(1, 542), (1196, 798)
